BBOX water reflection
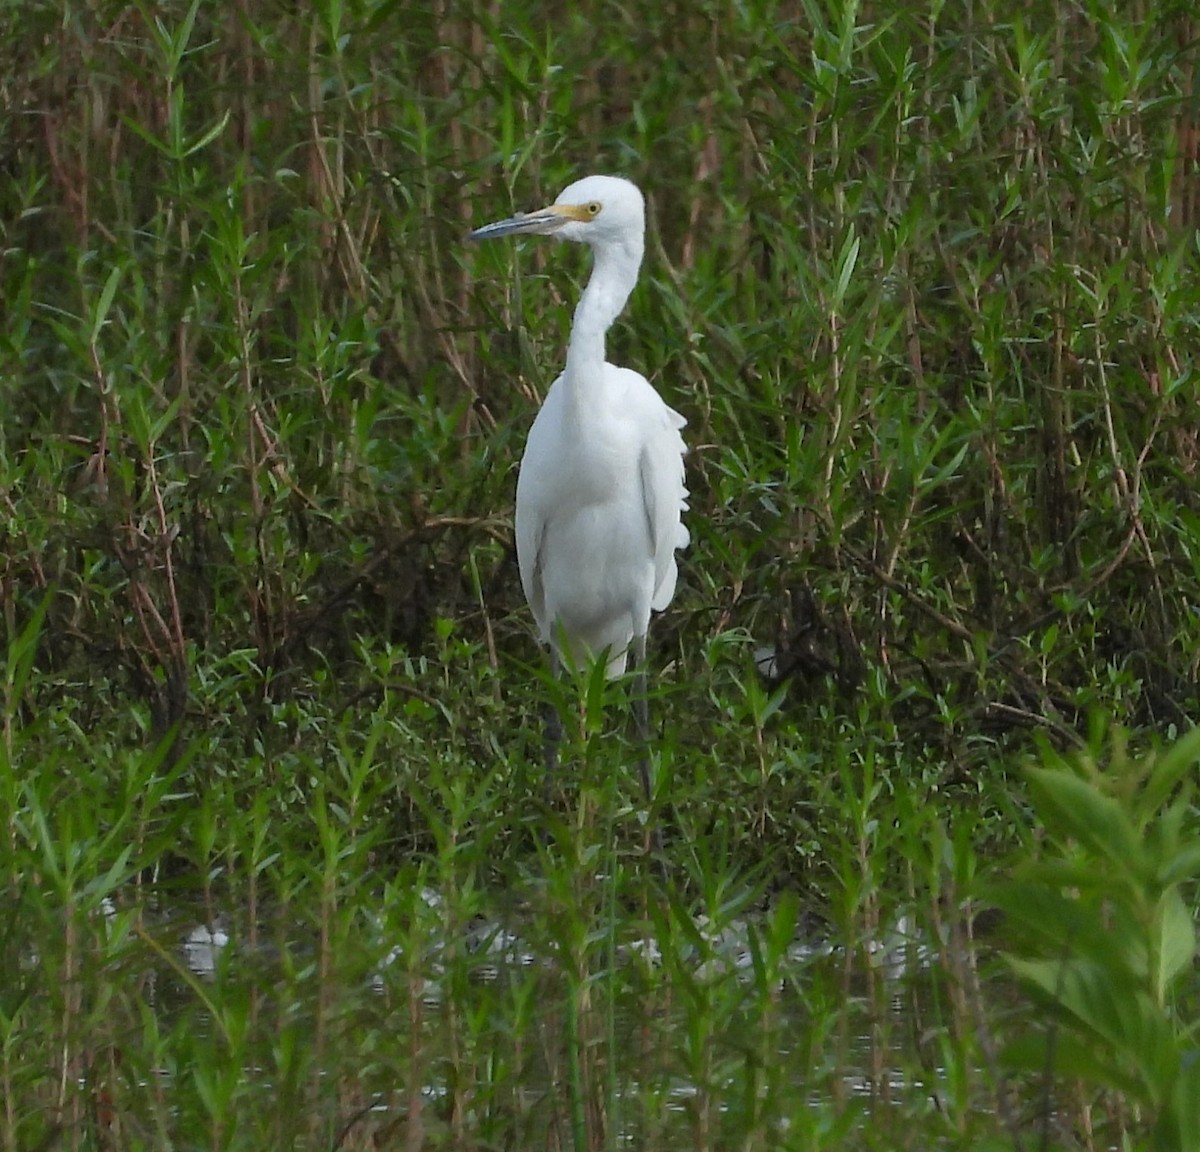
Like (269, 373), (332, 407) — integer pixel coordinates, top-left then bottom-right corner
(113, 881), (967, 1149)
(175, 890), (943, 991)
(182, 921), (229, 977)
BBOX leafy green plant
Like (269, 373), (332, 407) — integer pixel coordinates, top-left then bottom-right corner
(993, 725), (1200, 1151)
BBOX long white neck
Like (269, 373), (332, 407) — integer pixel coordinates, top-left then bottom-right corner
(563, 235), (644, 393)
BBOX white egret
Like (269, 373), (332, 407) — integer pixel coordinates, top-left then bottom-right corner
(469, 175), (689, 796)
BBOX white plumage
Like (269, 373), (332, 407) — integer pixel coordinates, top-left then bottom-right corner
(471, 175), (689, 679)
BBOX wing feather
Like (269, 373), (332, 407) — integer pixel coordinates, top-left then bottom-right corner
(514, 494), (547, 642)
(637, 400), (689, 612)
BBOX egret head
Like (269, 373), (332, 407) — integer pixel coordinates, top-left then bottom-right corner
(469, 175), (645, 249)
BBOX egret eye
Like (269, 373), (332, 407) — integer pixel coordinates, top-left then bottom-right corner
(586, 201), (602, 216)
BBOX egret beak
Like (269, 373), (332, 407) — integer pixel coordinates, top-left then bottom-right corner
(468, 202), (590, 241)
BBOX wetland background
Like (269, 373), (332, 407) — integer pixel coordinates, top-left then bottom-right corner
(2, 0), (1199, 1148)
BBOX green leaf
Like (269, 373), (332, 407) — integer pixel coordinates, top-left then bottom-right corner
(1001, 1031), (1139, 1097)
(1162, 1056), (1200, 1152)
(3, 591), (50, 708)
(988, 880), (1106, 955)
(1153, 889), (1196, 998)
(1026, 764), (1143, 872)
(1140, 728), (1200, 819)
(89, 263), (123, 345)
(184, 109), (232, 158)
(1160, 844), (1200, 887)
(1005, 952), (1179, 1097)
(833, 228), (860, 309)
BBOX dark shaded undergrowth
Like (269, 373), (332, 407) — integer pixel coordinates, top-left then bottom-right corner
(2, 1), (1197, 855)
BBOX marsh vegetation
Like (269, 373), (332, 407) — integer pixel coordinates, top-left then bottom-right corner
(2, 1), (1199, 1148)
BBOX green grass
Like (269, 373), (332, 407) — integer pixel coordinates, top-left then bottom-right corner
(2, 0), (1199, 1148)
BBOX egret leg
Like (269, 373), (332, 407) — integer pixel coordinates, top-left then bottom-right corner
(632, 634), (651, 799)
(631, 633), (664, 859)
(544, 646), (563, 780)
